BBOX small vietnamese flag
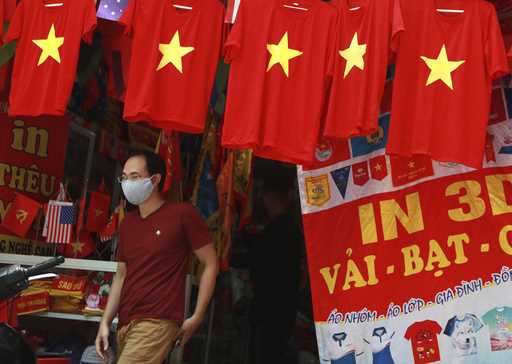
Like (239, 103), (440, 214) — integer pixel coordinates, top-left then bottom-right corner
(370, 155), (388, 181)
(99, 212), (118, 242)
(86, 191), (111, 232)
(61, 231), (96, 259)
(1, 193), (41, 237)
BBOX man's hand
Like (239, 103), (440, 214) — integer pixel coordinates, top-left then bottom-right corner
(95, 322), (110, 360)
(176, 315), (203, 347)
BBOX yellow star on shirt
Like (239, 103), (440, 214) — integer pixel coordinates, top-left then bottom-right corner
(267, 32), (303, 77)
(420, 44), (465, 90)
(408, 161), (416, 169)
(339, 32), (367, 78)
(157, 30), (195, 73)
(374, 163), (382, 171)
(32, 24), (64, 66)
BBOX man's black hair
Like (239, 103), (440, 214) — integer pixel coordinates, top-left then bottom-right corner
(128, 150), (166, 192)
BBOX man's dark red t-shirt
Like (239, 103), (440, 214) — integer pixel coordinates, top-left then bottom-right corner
(117, 202), (211, 328)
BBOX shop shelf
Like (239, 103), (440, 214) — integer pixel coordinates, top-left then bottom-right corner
(0, 253), (118, 272)
(25, 311), (118, 325)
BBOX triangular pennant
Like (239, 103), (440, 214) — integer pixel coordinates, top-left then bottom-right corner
(330, 166), (351, 199)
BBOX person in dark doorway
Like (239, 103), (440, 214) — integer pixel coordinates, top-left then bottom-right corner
(250, 178), (303, 364)
(95, 151), (219, 364)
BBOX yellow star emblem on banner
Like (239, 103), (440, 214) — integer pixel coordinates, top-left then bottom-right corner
(420, 44), (465, 90)
(32, 24), (64, 66)
(266, 32), (303, 77)
(339, 32), (367, 78)
(157, 30), (195, 73)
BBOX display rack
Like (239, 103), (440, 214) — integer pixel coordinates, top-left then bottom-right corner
(32, 312), (98, 322)
(0, 253), (118, 272)
(26, 312), (119, 325)
(0, 253), (118, 324)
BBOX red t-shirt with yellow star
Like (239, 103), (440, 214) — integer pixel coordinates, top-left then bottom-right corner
(222, 0), (337, 165)
(120, 0), (224, 134)
(5, 0), (96, 116)
(387, 0), (509, 168)
(324, 0), (403, 139)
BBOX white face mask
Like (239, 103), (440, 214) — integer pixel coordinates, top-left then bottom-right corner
(121, 177), (155, 205)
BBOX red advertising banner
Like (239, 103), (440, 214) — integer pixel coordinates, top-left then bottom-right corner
(0, 114), (70, 236)
(298, 83), (512, 364)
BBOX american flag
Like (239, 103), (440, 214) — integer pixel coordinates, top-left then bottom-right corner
(45, 201), (75, 244)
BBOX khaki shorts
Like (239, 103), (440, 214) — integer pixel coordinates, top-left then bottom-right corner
(117, 319), (180, 364)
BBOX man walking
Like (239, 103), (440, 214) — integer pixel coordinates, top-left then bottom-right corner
(95, 151), (218, 364)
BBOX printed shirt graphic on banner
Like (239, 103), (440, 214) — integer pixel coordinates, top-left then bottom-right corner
(482, 306), (512, 352)
(443, 313), (484, 357)
(120, 0), (224, 134)
(222, 0), (338, 165)
(404, 320), (442, 364)
(324, 0), (403, 138)
(4, 0), (97, 117)
(316, 324), (363, 364)
(387, 0), (510, 168)
(364, 327), (395, 364)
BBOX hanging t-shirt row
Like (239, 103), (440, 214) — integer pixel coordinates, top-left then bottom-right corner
(223, 0), (511, 168)
(2, 0), (511, 169)
(2, 0), (225, 136)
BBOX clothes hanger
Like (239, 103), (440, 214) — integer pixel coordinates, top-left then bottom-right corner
(436, 8), (464, 13)
(172, 0), (192, 10)
(44, 2), (64, 7)
(283, 2), (309, 11)
(349, 7), (361, 11)
(173, 4), (193, 10)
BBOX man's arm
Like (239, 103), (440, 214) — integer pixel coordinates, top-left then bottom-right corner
(95, 262), (127, 359)
(178, 243), (219, 346)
